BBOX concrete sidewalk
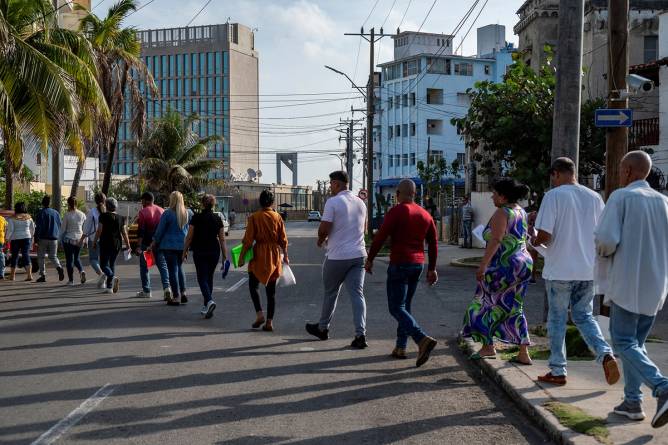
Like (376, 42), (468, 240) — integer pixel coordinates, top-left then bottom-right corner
(461, 337), (668, 444)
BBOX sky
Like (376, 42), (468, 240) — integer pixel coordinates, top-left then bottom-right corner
(93, 0), (526, 189)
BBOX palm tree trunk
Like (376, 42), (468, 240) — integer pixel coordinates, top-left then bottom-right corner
(101, 63), (130, 195)
(52, 145), (62, 213)
(3, 138), (13, 211)
(70, 156), (85, 198)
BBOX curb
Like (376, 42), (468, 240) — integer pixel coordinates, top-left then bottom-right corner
(458, 336), (599, 445)
(450, 258), (479, 268)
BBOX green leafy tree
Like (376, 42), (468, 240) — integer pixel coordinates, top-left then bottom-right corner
(451, 53), (606, 200)
(131, 108), (223, 206)
(0, 0), (108, 209)
(78, 0), (156, 195)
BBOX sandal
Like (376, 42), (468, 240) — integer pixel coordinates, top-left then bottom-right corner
(509, 356), (533, 366)
(470, 352), (496, 360)
(252, 317), (265, 329)
(262, 324), (274, 332)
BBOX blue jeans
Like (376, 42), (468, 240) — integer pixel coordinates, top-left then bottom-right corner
(62, 241), (83, 282)
(9, 238), (30, 269)
(387, 264), (427, 349)
(610, 303), (668, 402)
(546, 280), (612, 376)
(0, 250), (5, 277)
(87, 238), (102, 275)
(139, 245), (170, 293)
(194, 250), (219, 304)
(161, 249), (185, 299)
(462, 220), (473, 248)
(99, 248), (119, 288)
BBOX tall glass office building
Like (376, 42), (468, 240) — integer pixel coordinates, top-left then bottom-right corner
(114, 23), (259, 179)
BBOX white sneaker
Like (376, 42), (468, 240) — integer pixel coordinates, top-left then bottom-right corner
(163, 287), (172, 301)
(200, 305), (208, 316)
(97, 274), (106, 289)
(80, 271), (86, 284)
(204, 300), (216, 319)
(134, 291), (152, 299)
(104, 287), (113, 294)
(112, 277), (120, 293)
(67, 281), (76, 286)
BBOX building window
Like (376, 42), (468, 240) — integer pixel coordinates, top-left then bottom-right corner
(388, 97), (393, 109)
(215, 52), (222, 74)
(388, 155), (393, 167)
(388, 126), (393, 139)
(223, 51), (229, 74)
(402, 94), (408, 107)
(427, 57), (450, 74)
(395, 154), (401, 167)
(191, 53), (198, 75)
(200, 53), (206, 76)
(403, 59), (419, 77)
(427, 119), (443, 135)
(402, 124), (408, 137)
(644, 36), (658, 63)
(429, 150), (443, 163)
(36, 153), (42, 165)
(410, 92), (416, 106)
(169, 55), (175, 76)
(161, 55), (167, 77)
(456, 152), (466, 167)
(454, 62), (473, 76)
(207, 52), (215, 75)
(402, 153), (408, 166)
(410, 123), (416, 136)
(484, 65), (491, 75)
(410, 152), (416, 165)
(395, 95), (400, 107)
(395, 124), (401, 137)
(426, 88), (443, 105)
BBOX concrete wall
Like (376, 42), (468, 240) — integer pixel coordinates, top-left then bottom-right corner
(229, 27), (259, 178)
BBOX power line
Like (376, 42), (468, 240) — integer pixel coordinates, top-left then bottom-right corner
(186, 0), (213, 27)
(453, 0), (489, 55)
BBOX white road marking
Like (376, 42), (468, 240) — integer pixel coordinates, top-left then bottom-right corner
(225, 277), (249, 293)
(299, 347), (315, 351)
(31, 383), (114, 445)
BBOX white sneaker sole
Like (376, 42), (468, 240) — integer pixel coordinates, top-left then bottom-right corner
(614, 409), (646, 421)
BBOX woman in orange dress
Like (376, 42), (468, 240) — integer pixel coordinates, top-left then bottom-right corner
(239, 190), (289, 332)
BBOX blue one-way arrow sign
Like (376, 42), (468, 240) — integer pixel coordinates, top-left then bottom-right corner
(595, 108), (633, 127)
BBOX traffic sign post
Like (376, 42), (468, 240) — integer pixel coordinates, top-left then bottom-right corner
(595, 109), (633, 127)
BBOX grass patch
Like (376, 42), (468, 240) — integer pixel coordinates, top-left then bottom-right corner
(647, 335), (665, 343)
(500, 345), (551, 361)
(530, 325), (548, 337)
(544, 402), (611, 444)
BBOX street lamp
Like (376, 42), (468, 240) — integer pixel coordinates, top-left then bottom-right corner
(328, 153), (345, 171)
(324, 65), (367, 99)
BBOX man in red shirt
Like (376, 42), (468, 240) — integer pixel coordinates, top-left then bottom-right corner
(134, 192), (165, 298)
(366, 179), (439, 367)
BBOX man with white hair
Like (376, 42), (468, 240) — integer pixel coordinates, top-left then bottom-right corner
(595, 150), (668, 428)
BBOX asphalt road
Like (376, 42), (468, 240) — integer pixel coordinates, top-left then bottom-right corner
(0, 221), (551, 444)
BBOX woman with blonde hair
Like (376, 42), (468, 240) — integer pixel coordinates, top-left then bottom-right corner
(151, 191), (191, 305)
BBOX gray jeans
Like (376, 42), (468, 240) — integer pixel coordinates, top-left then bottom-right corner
(38, 239), (62, 276)
(319, 257), (367, 337)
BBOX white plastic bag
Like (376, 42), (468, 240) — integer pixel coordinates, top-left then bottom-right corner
(277, 263), (296, 287)
(124, 249), (132, 262)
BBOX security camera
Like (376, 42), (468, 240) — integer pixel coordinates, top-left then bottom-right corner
(627, 74), (654, 93)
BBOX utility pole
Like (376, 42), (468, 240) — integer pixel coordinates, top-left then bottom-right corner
(344, 27), (392, 237)
(550, 0), (585, 168)
(347, 120), (354, 190)
(362, 128), (367, 187)
(605, 0), (629, 199)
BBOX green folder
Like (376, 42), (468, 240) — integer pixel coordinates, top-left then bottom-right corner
(231, 243), (253, 268)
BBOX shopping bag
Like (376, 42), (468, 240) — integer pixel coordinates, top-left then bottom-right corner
(143, 251), (155, 268)
(277, 263), (296, 287)
(124, 249), (132, 261)
(221, 259), (231, 279)
(231, 244), (253, 268)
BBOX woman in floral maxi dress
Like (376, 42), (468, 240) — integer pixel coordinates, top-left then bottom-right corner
(462, 178), (534, 364)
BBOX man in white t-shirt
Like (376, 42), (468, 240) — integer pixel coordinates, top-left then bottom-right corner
(533, 157), (619, 386)
(306, 170), (368, 349)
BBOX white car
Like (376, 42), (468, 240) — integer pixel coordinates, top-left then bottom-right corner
(308, 211), (322, 222)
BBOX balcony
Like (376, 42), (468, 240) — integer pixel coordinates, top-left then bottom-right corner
(630, 117), (659, 148)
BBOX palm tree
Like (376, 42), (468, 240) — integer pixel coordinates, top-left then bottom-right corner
(78, 0), (156, 195)
(134, 109), (224, 205)
(0, 0), (108, 209)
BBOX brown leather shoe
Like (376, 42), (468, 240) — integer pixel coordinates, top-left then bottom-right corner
(391, 347), (407, 359)
(603, 354), (620, 385)
(416, 336), (437, 367)
(537, 372), (567, 386)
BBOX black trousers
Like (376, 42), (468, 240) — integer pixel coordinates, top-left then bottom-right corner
(249, 272), (276, 319)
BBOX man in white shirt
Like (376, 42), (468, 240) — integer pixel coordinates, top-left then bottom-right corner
(306, 170), (368, 349)
(595, 151), (668, 428)
(533, 157), (619, 386)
